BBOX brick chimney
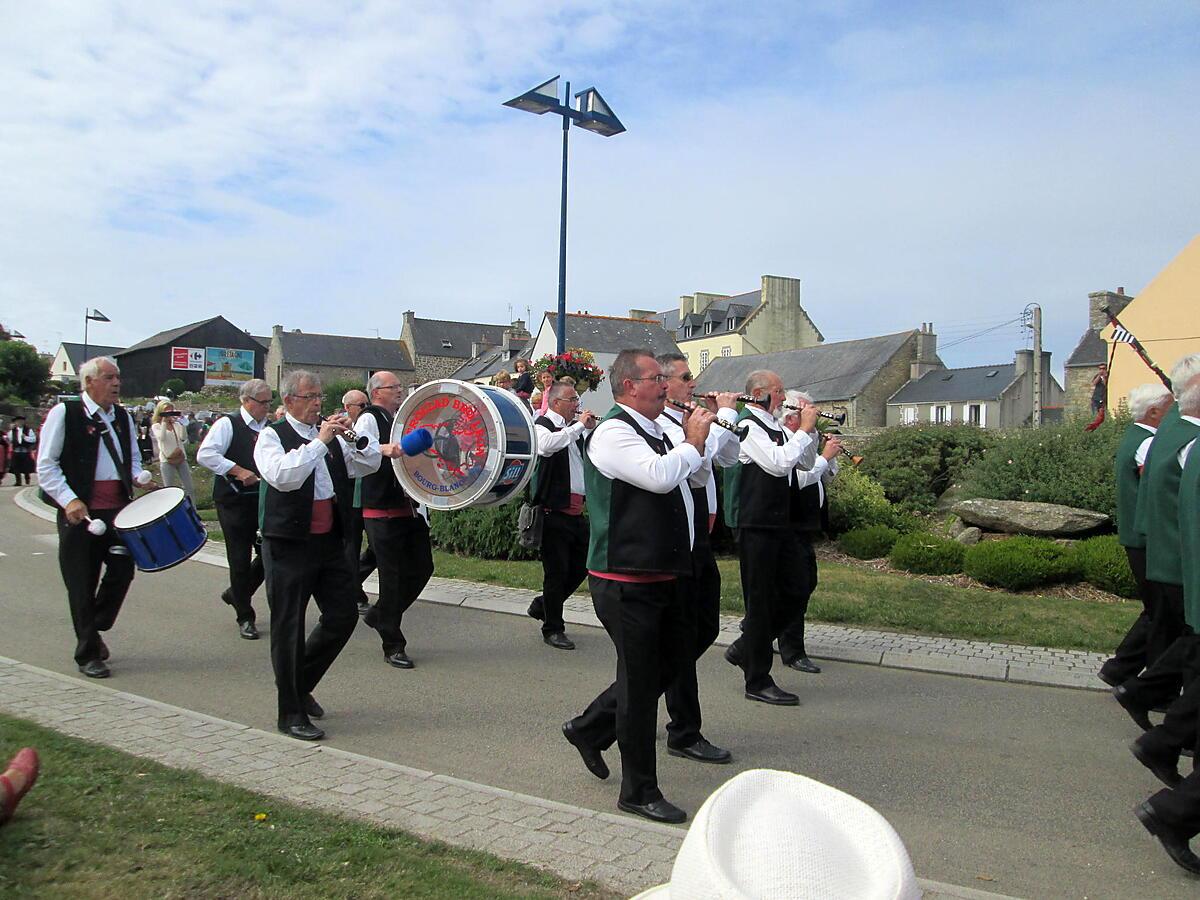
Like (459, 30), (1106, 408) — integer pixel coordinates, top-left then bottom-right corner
(1088, 290), (1133, 332)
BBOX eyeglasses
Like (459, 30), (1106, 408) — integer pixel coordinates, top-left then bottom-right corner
(376, 384), (403, 391)
(629, 374), (669, 384)
(248, 396), (273, 405)
(345, 402), (366, 409)
(669, 373), (694, 382)
(290, 393), (321, 401)
(553, 396), (580, 404)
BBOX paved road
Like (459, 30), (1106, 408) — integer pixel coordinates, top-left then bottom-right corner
(0, 492), (1191, 898)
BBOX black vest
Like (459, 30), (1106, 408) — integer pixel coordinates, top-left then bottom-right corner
(259, 420), (352, 540)
(789, 477), (824, 531)
(40, 399), (133, 509)
(532, 415), (582, 511)
(358, 405), (412, 511)
(212, 413), (262, 506)
(735, 414), (792, 529)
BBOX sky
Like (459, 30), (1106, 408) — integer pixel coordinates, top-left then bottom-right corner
(2, 1), (1198, 377)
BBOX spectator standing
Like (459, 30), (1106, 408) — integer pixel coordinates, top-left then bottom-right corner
(7, 416), (37, 486)
(513, 358), (534, 402)
(151, 401), (195, 502)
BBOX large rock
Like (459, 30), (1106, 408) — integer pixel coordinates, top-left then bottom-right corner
(955, 526), (982, 545)
(950, 498), (1110, 537)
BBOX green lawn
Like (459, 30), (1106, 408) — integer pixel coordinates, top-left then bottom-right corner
(0, 715), (616, 900)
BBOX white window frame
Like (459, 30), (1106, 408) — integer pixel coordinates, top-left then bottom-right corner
(699, 349), (710, 370)
(721, 346), (732, 357)
(933, 405), (949, 424)
(903, 406), (917, 424)
(704, 321), (715, 335)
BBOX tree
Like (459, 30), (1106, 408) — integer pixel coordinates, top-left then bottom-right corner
(0, 341), (49, 404)
(161, 377), (186, 398)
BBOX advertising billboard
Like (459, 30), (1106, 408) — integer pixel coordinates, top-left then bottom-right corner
(205, 347), (255, 387)
(170, 346), (205, 371)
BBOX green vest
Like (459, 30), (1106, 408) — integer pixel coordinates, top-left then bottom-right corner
(1115, 422), (1152, 548)
(1179, 442), (1200, 629)
(1140, 411), (1200, 585)
(722, 407), (756, 530)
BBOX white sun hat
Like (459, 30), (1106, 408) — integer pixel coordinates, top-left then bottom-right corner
(631, 769), (921, 900)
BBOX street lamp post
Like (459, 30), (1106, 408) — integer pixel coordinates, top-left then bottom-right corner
(83, 308), (111, 366)
(504, 77), (625, 355)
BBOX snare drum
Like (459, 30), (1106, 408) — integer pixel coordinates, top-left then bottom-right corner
(112, 487), (208, 572)
(392, 379), (537, 510)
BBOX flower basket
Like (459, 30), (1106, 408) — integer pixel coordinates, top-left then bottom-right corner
(533, 349), (605, 392)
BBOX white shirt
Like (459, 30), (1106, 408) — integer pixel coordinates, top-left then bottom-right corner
(535, 408), (588, 495)
(737, 405), (817, 475)
(793, 447), (839, 507)
(1179, 416), (1200, 468)
(1134, 421), (1156, 468)
(36, 394), (145, 507)
(198, 407), (267, 476)
(657, 406), (740, 515)
(253, 413), (381, 499)
(587, 403), (702, 549)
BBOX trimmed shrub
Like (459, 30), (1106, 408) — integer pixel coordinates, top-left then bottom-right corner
(957, 414), (1127, 520)
(322, 377), (369, 412)
(860, 424), (994, 513)
(839, 525), (900, 560)
(1075, 534), (1137, 598)
(963, 536), (1082, 591)
(428, 503), (539, 560)
(827, 466), (913, 534)
(888, 532), (965, 575)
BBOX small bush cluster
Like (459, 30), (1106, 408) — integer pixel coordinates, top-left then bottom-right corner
(827, 466), (914, 534)
(963, 536), (1081, 591)
(860, 424), (993, 513)
(428, 503), (538, 560)
(888, 532), (966, 575)
(839, 525), (900, 559)
(1073, 535), (1137, 598)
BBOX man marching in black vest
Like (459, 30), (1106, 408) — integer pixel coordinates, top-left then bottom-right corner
(352, 371), (434, 670)
(36, 356), (154, 678)
(528, 380), (597, 650)
(254, 370), (381, 740)
(722, 370), (819, 707)
(197, 378), (275, 640)
(562, 349), (715, 824)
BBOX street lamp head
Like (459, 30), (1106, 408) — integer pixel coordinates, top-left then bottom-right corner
(572, 87), (625, 137)
(503, 76), (562, 115)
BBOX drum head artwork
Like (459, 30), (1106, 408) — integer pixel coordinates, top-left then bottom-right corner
(392, 379), (537, 511)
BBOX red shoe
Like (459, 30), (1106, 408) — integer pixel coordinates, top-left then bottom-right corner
(0, 747), (40, 826)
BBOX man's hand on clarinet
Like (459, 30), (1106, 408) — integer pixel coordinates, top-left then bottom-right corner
(799, 406), (820, 433)
(715, 391), (739, 411)
(230, 465), (259, 487)
(318, 416), (350, 445)
(683, 406), (716, 452)
(822, 436), (842, 461)
(578, 410), (598, 429)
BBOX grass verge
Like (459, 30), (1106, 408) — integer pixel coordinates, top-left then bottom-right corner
(0, 715), (616, 900)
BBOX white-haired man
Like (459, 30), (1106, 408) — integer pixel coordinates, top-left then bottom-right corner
(36, 356), (152, 678)
(198, 378), (275, 640)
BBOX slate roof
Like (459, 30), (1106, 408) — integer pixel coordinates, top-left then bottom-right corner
(653, 291), (759, 342)
(275, 330), (414, 371)
(249, 334), (270, 351)
(1064, 329), (1107, 367)
(60, 342), (125, 370)
(448, 341), (531, 381)
(694, 331), (919, 402)
(544, 313), (679, 356)
(888, 364), (1016, 404)
(118, 317), (227, 355)
(407, 316), (509, 360)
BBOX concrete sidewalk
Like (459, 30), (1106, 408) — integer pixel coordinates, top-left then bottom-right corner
(15, 487), (1110, 693)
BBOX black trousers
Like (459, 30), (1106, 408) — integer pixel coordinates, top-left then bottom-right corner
(1142, 677), (1200, 762)
(262, 532), (358, 727)
(57, 508), (134, 666)
(664, 543), (721, 750)
(730, 527), (807, 691)
(344, 510), (370, 606)
(1121, 585), (1195, 710)
(778, 534), (818, 663)
(570, 576), (685, 805)
(1100, 546), (1153, 683)
(1148, 580), (1188, 670)
(536, 511), (589, 635)
(363, 514), (433, 653)
(214, 498), (263, 624)
(1149, 768), (1200, 839)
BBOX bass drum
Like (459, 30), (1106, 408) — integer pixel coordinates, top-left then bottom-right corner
(391, 379), (537, 511)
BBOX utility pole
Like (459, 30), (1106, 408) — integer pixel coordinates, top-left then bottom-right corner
(1031, 303), (1043, 427)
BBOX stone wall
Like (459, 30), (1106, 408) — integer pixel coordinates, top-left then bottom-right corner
(743, 275), (823, 354)
(411, 354), (466, 384)
(854, 332), (921, 427)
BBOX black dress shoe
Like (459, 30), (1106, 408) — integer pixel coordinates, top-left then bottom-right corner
(304, 694), (325, 720)
(1097, 666), (1121, 688)
(357, 600), (371, 618)
(745, 684), (800, 706)
(785, 656), (821, 674)
(78, 659), (110, 679)
(97, 638), (110, 661)
(527, 598), (545, 621)
(278, 722), (325, 741)
(1114, 685), (1152, 731)
(617, 797), (687, 824)
(1131, 737), (1182, 787)
(384, 649), (414, 669)
(668, 738), (732, 764)
(1135, 801), (1200, 875)
(543, 632), (575, 651)
(723, 644), (743, 668)
(239, 620), (259, 641)
(562, 721), (608, 780)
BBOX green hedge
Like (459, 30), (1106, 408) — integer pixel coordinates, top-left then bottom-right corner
(839, 525), (900, 560)
(888, 532), (965, 575)
(427, 503), (539, 560)
(827, 466), (914, 534)
(1074, 535), (1137, 598)
(860, 424), (993, 513)
(963, 536), (1081, 591)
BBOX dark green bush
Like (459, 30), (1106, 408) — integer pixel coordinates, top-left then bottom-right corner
(839, 525), (900, 559)
(860, 424), (994, 513)
(963, 536), (1082, 591)
(888, 532), (965, 575)
(428, 503), (539, 560)
(1074, 534), (1137, 598)
(160, 377), (185, 397)
(827, 466), (913, 534)
(322, 377), (369, 412)
(957, 414), (1127, 520)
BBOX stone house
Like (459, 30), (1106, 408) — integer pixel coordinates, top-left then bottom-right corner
(400, 312), (530, 382)
(694, 326), (942, 428)
(448, 331), (532, 385)
(1063, 288), (1133, 418)
(266, 325), (415, 392)
(644, 274), (823, 376)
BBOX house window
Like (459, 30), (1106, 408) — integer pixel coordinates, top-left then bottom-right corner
(727, 318), (736, 330)
(903, 406), (917, 424)
(683, 326), (693, 339)
(62, 361), (68, 372)
(441, 339), (453, 350)
(699, 349), (710, 369)
(721, 346), (732, 357)
(934, 405), (949, 424)
(967, 404), (982, 426)
(704, 321), (715, 335)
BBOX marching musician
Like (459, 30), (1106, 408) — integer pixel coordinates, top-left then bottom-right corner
(36, 356), (152, 678)
(254, 370), (381, 740)
(527, 381), (596, 650)
(340, 388), (375, 618)
(655, 353), (739, 765)
(197, 378), (274, 640)
(353, 371), (434, 670)
(722, 370), (818, 707)
(562, 349), (715, 824)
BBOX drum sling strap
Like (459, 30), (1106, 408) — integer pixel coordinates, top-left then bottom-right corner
(92, 411), (132, 499)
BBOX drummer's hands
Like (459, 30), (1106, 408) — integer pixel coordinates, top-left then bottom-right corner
(135, 470), (158, 491)
(64, 499), (88, 526)
(379, 442), (403, 459)
(230, 465), (259, 487)
(319, 416), (350, 445)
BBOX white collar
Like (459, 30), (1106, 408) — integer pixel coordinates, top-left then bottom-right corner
(1182, 415), (1200, 427)
(617, 403), (663, 437)
(285, 412), (318, 437)
(1136, 421), (1157, 434)
(747, 404), (781, 427)
(546, 408), (568, 427)
(240, 406), (266, 427)
(660, 405), (684, 425)
(80, 393), (114, 418)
